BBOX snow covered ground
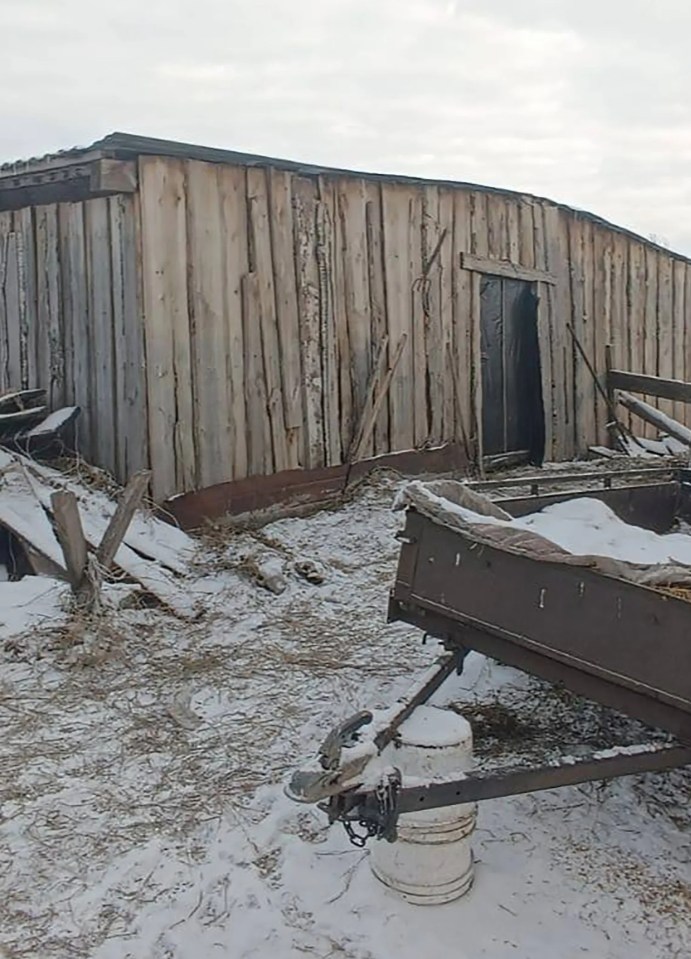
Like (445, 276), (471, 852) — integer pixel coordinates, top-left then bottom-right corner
(1, 474), (689, 958)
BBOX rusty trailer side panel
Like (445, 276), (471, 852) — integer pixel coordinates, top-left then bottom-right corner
(389, 507), (691, 743)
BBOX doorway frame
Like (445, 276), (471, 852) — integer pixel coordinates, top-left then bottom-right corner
(458, 252), (556, 474)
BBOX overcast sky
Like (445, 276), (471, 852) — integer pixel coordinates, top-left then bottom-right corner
(4, 0), (691, 252)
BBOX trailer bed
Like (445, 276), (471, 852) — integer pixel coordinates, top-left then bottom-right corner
(389, 473), (691, 743)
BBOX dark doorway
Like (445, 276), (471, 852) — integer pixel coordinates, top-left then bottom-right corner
(480, 276), (545, 465)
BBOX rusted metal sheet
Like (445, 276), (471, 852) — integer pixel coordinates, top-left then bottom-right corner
(164, 444), (468, 528)
(389, 502), (691, 743)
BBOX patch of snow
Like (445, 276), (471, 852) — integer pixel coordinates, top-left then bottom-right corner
(0, 577), (69, 640)
(515, 497), (691, 566)
(0, 475), (688, 958)
(26, 406), (79, 436)
(398, 704), (469, 748)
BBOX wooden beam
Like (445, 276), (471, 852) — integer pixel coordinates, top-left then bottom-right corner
(618, 391), (691, 447)
(96, 470), (151, 570)
(608, 370), (691, 405)
(459, 252), (556, 285)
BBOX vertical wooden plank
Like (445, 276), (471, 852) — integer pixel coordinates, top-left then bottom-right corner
(672, 259), (686, 424)
(611, 234), (629, 435)
(59, 203), (92, 456)
(218, 164), (250, 479)
(532, 201), (546, 281)
(684, 265), (691, 429)
(438, 189), (455, 442)
(247, 166), (288, 472)
(581, 219), (597, 447)
(554, 210), (575, 459)
(642, 246), (659, 439)
(470, 192), (489, 257)
(544, 203), (565, 459)
(35, 204), (64, 408)
(109, 194), (148, 481)
(410, 189), (427, 446)
(241, 273), (272, 475)
(57, 205), (74, 409)
(337, 179), (371, 455)
(186, 160), (232, 488)
(315, 185), (341, 465)
(452, 190), (473, 453)
(381, 183), (414, 451)
(15, 207), (38, 391)
(627, 241), (646, 432)
(422, 185), (443, 445)
(269, 169), (303, 467)
(533, 202), (553, 459)
(329, 180), (352, 458)
(84, 199), (116, 474)
(0, 213), (11, 392)
(591, 227), (609, 446)
(139, 157), (195, 500)
(506, 200), (520, 264)
(568, 216), (589, 451)
(486, 194), (507, 259)
(518, 200), (535, 269)
(364, 181), (390, 456)
(1, 226), (23, 392)
(292, 175), (325, 468)
(657, 252), (674, 420)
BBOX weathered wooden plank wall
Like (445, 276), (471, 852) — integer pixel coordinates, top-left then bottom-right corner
(134, 155), (691, 498)
(3, 153), (690, 503)
(0, 196), (147, 482)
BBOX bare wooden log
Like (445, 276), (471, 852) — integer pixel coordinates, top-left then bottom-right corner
(617, 391), (691, 447)
(96, 470), (151, 571)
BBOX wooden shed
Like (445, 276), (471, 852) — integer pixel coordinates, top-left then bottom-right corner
(0, 133), (689, 503)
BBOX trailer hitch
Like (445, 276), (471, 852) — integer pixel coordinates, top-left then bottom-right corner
(321, 769), (403, 847)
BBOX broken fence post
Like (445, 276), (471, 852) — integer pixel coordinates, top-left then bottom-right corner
(50, 490), (93, 604)
(96, 470), (152, 571)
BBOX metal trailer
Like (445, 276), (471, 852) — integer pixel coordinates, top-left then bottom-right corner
(290, 467), (691, 845)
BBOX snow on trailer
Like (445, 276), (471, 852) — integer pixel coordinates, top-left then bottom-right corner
(1, 465), (690, 957)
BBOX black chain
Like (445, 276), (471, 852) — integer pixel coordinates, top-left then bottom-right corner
(340, 770), (401, 848)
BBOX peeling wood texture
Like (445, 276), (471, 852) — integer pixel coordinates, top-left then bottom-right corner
(2, 151), (691, 502)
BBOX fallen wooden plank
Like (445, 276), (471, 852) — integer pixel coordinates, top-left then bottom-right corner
(16, 454), (197, 574)
(618, 391), (691, 447)
(23, 468), (197, 620)
(25, 407), (80, 437)
(0, 451), (66, 573)
(0, 389), (46, 412)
